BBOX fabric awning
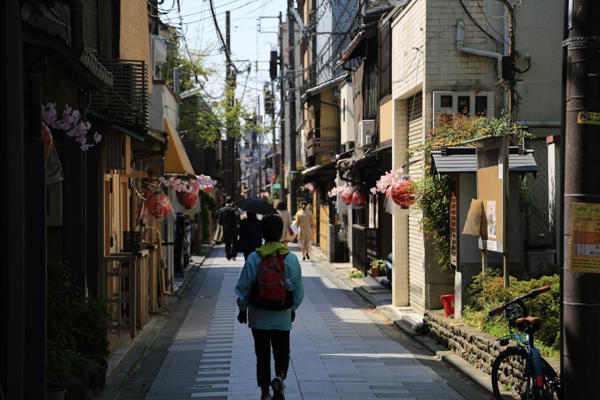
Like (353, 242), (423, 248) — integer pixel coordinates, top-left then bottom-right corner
(164, 119), (195, 175)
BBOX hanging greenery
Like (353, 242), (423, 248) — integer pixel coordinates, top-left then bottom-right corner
(409, 113), (532, 271)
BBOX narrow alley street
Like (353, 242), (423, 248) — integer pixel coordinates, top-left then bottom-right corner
(110, 246), (490, 400)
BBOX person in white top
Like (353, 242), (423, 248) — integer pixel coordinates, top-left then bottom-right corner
(276, 200), (294, 246)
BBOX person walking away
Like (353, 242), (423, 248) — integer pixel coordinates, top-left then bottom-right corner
(239, 212), (262, 260)
(275, 200), (294, 246)
(294, 201), (315, 260)
(217, 196), (240, 260)
(235, 214), (304, 400)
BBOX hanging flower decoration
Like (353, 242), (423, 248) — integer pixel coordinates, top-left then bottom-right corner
(340, 186), (355, 205)
(146, 192), (172, 217)
(159, 174), (217, 193)
(303, 183), (315, 194)
(41, 103), (101, 151)
(370, 168), (405, 195)
(352, 189), (367, 205)
(391, 176), (417, 208)
(177, 190), (199, 209)
(327, 183), (350, 198)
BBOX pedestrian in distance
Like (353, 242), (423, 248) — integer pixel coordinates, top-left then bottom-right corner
(239, 212), (263, 260)
(217, 196), (240, 261)
(275, 200), (294, 246)
(235, 214), (304, 400)
(294, 201), (315, 260)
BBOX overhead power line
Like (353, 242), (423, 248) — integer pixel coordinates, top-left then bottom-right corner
(208, 0), (238, 73)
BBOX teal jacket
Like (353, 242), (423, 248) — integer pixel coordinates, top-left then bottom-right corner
(235, 242), (304, 331)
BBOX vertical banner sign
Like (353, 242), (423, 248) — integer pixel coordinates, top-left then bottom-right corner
(570, 203), (600, 273)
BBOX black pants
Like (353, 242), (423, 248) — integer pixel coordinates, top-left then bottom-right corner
(223, 230), (237, 259)
(251, 329), (290, 389)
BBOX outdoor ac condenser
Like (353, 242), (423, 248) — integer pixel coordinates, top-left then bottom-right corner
(432, 91), (495, 127)
(358, 119), (375, 148)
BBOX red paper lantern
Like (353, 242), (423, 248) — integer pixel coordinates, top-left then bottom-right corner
(148, 192), (172, 217)
(341, 187), (354, 205)
(386, 187), (391, 199)
(177, 190), (198, 209)
(352, 189), (366, 205)
(202, 186), (214, 193)
(391, 177), (416, 208)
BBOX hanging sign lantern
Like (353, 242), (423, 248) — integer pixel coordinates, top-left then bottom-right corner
(341, 186), (354, 205)
(391, 177), (416, 208)
(148, 192), (172, 217)
(352, 189), (367, 205)
(177, 190), (199, 209)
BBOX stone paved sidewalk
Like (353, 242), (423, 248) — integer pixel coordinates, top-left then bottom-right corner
(137, 245), (489, 400)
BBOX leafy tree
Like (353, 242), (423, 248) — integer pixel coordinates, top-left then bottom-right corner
(161, 41), (262, 148)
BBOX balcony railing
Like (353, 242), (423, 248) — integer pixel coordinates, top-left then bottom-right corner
(307, 136), (337, 158)
(92, 60), (149, 130)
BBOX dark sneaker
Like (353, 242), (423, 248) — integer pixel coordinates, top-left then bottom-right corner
(302, 255), (306, 260)
(306, 253), (310, 260)
(260, 393), (272, 400)
(271, 376), (284, 400)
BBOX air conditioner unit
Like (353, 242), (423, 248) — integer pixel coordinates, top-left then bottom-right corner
(432, 91), (494, 126)
(358, 120), (375, 148)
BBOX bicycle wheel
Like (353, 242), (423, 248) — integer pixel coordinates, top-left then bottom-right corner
(540, 359), (561, 400)
(491, 347), (561, 400)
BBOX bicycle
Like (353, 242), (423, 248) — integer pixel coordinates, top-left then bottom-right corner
(487, 285), (561, 400)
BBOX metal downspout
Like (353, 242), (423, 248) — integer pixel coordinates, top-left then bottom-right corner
(456, 21), (503, 79)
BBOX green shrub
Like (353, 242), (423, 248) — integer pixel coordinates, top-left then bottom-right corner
(349, 270), (364, 279)
(369, 259), (386, 268)
(462, 270), (560, 357)
(47, 260), (109, 395)
(201, 191), (218, 241)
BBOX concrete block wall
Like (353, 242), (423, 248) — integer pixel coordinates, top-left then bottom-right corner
(425, 0), (499, 96)
(511, 0), (563, 123)
(391, 0), (426, 100)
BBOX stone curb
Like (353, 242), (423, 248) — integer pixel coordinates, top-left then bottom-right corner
(310, 245), (496, 396)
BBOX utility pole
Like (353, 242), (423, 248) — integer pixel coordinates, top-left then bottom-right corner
(497, 0), (515, 118)
(279, 12), (285, 200)
(562, 0), (600, 397)
(225, 11), (237, 200)
(257, 95), (263, 194)
(287, 0), (297, 215)
(271, 79), (277, 197)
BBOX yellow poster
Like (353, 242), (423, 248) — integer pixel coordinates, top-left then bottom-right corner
(570, 203), (600, 273)
(577, 111), (600, 125)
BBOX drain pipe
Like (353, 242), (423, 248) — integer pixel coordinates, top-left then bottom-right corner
(456, 20), (503, 79)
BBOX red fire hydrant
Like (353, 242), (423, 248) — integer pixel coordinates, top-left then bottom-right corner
(440, 294), (455, 317)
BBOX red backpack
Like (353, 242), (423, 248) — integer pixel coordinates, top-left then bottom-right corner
(251, 251), (293, 311)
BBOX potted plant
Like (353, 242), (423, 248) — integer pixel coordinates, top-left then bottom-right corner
(370, 259), (386, 277)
